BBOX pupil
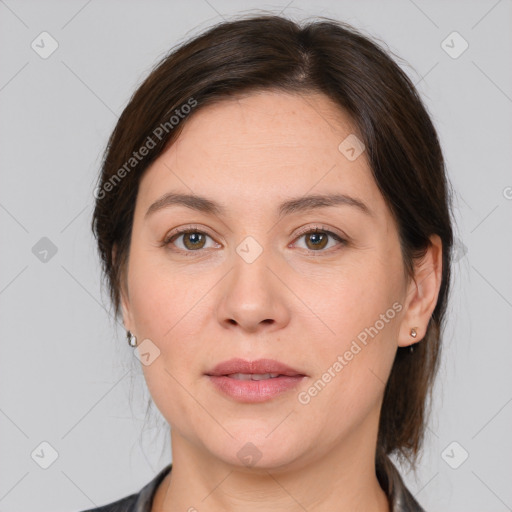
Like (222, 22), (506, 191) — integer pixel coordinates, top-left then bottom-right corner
(307, 232), (327, 250)
(310, 233), (323, 246)
(187, 233), (203, 247)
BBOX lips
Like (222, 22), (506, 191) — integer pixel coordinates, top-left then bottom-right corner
(205, 358), (307, 403)
(205, 358), (306, 378)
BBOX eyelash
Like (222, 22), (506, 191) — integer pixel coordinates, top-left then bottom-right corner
(161, 224), (347, 256)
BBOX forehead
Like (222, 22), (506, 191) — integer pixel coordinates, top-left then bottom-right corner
(136, 90), (384, 218)
(172, 90), (357, 159)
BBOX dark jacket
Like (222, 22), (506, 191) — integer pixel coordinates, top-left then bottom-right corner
(79, 458), (426, 512)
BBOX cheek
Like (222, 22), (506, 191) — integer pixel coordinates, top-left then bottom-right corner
(126, 249), (209, 390)
(128, 257), (209, 428)
(297, 286), (401, 439)
(299, 255), (403, 345)
(299, 254), (403, 402)
(127, 245), (205, 339)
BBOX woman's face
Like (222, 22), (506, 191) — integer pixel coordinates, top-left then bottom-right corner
(121, 90), (418, 470)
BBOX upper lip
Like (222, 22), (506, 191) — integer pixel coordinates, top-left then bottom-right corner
(206, 358), (306, 377)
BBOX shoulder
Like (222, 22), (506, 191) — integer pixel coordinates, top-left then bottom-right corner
(78, 492), (138, 512)
(76, 463), (173, 512)
(377, 456), (426, 512)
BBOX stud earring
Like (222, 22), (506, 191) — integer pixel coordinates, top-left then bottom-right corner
(410, 327), (418, 338)
(127, 330), (137, 347)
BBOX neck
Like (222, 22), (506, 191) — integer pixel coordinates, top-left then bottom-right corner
(153, 426), (390, 512)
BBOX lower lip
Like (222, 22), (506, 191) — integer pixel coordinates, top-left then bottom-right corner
(207, 375), (306, 403)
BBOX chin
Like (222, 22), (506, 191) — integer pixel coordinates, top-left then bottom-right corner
(205, 429), (307, 472)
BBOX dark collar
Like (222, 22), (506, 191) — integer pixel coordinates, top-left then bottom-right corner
(376, 456), (426, 512)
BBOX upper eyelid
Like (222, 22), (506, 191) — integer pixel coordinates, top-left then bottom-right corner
(293, 224), (345, 239)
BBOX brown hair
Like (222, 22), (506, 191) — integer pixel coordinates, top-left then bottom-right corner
(92, 13), (453, 471)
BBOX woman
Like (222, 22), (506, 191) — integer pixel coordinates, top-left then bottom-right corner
(84, 12), (453, 512)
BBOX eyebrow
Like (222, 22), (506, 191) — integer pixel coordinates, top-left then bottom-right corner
(144, 191), (372, 220)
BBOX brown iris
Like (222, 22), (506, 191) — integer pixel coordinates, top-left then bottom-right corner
(304, 231), (329, 251)
(182, 232), (206, 250)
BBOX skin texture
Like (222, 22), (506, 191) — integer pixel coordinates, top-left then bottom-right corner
(119, 91), (442, 512)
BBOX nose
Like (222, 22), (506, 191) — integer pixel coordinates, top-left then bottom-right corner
(216, 243), (291, 334)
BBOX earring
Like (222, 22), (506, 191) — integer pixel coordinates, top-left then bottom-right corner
(127, 330), (137, 347)
(409, 327), (418, 353)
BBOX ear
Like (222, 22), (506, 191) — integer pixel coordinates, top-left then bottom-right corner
(398, 234), (443, 347)
(113, 244), (133, 332)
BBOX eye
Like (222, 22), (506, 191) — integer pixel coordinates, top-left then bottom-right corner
(292, 226), (347, 253)
(162, 225), (347, 255)
(163, 226), (218, 253)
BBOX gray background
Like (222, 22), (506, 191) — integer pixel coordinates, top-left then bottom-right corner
(1, 1), (511, 511)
